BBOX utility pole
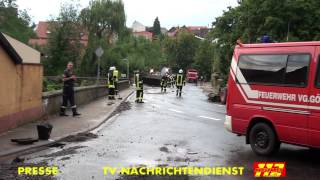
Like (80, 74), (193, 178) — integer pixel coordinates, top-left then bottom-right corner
(287, 21), (290, 42)
(123, 58), (130, 85)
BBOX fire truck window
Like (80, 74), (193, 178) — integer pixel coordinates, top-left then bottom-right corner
(238, 55), (287, 85)
(316, 57), (320, 88)
(285, 54), (310, 86)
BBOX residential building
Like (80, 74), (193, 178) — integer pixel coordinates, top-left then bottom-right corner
(0, 32), (43, 133)
(133, 31), (153, 40)
(28, 21), (89, 47)
(132, 21), (146, 32)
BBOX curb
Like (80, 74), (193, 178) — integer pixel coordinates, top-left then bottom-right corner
(0, 89), (135, 158)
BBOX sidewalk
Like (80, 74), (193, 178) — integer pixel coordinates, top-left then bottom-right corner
(0, 87), (134, 157)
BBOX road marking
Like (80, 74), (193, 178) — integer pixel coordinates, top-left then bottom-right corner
(168, 108), (183, 114)
(198, 116), (221, 121)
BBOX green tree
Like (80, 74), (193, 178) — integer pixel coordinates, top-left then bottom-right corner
(80, 0), (125, 41)
(163, 31), (200, 72)
(175, 31), (199, 71)
(44, 2), (83, 75)
(163, 36), (177, 67)
(208, 0), (320, 81)
(153, 17), (161, 37)
(0, 0), (35, 43)
(194, 40), (214, 80)
(79, 0), (126, 75)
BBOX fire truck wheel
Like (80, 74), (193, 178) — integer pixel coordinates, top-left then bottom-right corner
(249, 123), (280, 156)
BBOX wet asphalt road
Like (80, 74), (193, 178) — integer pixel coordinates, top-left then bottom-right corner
(3, 84), (320, 180)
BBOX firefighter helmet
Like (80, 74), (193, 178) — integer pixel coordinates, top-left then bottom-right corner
(179, 69), (183, 73)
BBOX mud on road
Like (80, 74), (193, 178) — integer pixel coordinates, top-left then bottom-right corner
(110, 101), (132, 117)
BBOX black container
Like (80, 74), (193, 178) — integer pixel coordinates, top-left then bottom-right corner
(37, 123), (53, 140)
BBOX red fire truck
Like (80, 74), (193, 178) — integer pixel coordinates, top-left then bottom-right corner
(225, 41), (320, 155)
(186, 69), (198, 83)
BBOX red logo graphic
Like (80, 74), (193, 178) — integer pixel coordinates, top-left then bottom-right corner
(254, 162), (286, 177)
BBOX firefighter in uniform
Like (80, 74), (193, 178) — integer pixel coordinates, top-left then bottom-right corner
(134, 70), (144, 103)
(60, 62), (81, 116)
(160, 74), (168, 93)
(108, 67), (116, 100)
(167, 74), (172, 88)
(176, 69), (185, 97)
(171, 74), (176, 88)
(113, 67), (119, 96)
(170, 75), (175, 88)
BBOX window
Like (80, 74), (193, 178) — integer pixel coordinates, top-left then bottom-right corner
(285, 55), (309, 86)
(238, 55), (287, 84)
(315, 57), (320, 88)
(238, 54), (310, 86)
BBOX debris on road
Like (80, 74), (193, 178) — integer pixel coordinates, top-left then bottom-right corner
(41, 146), (86, 158)
(61, 132), (98, 142)
(159, 146), (169, 153)
(11, 138), (38, 145)
(187, 151), (198, 155)
(110, 101), (131, 117)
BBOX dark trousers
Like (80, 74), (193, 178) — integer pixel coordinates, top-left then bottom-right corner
(114, 82), (118, 95)
(161, 84), (167, 92)
(60, 86), (77, 114)
(176, 86), (182, 96)
(62, 86), (75, 107)
(109, 88), (115, 99)
(136, 90), (143, 102)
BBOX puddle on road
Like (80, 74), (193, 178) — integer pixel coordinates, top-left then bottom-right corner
(158, 143), (200, 164)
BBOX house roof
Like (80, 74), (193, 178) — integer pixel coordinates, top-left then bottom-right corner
(0, 32), (22, 64)
(132, 21), (145, 27)
(34, 21), (88, 40)
(187, 26), (208, 31)
(35, 21), (50, 39)
(0, 32), (40, 64)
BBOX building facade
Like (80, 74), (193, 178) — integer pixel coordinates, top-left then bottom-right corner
(0, 33), (43, 133)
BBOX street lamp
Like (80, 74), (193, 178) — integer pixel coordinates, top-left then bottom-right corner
(123, 58), (130, 85)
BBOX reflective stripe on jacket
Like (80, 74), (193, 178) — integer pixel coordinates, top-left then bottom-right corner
(135, 74), (142, 90)
(176, 74), (183, 86)
(113, 70), (119, 82)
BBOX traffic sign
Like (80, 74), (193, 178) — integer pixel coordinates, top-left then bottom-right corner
(95, 47), (104, 57)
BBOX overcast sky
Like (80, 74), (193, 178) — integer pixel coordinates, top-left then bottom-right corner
(16, 0), (239, 29)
